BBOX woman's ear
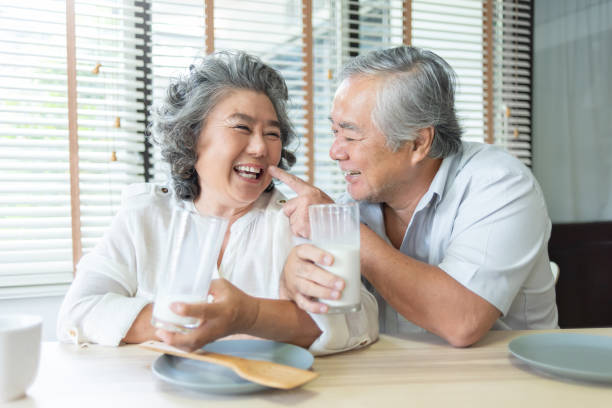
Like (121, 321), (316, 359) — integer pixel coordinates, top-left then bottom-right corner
(411, 126), (434, 164)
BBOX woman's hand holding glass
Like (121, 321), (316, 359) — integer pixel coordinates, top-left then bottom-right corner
(151, 209), (228, 333)
(155, 278), (259, 352)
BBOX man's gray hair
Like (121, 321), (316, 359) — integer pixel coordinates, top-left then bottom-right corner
(340, 46), (462, 158)
(151, 50), (296, 200)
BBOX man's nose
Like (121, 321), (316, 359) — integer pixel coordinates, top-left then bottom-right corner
(329, 138), (348, 161)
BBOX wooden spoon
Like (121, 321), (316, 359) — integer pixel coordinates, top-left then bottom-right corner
(140, 340), (318, 390)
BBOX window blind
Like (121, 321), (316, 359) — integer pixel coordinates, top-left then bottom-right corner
(148, 0), (207, 183)
(411, 0), (485, 144)
(311, 0), (342, 198)
(0, 1), (73, 298)
(0, 0), (535, 298)
(484, 0), (532, 165)
(74, 1), (148, 253)
(0, 1), (150, 298)
(312, 0), (405, 199)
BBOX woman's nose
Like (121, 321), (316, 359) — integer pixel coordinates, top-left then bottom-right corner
(247, 132), (267, 157)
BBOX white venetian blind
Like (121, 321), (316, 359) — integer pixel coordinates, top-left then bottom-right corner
(74, 0), (148, 253)
(312, 0), (405, 199)
(484, 0), (532, 165)
(0, 1), (74, 298)
(148, 0), (207, 183)
(212, 0), (309, 199)
(311, 0), (342, 197)
(411, 0), (485, 143)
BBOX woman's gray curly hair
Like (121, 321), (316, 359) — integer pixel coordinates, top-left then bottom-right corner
(151, 50), (296, 200)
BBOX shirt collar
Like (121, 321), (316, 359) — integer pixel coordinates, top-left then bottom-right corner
(418, 145), (463, 211)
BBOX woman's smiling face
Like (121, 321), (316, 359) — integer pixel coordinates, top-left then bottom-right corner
(194, 89), (282, 212)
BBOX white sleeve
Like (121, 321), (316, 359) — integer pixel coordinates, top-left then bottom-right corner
(307, 285), (379, 356)
(56, 205), (150, 346)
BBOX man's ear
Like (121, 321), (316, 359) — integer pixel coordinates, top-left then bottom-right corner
(411, 126), (434, 165)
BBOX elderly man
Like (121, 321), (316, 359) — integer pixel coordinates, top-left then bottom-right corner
(269, 46), (558, 347)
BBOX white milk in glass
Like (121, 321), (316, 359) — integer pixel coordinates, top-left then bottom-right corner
(150, 208), (228, 332)
(309, 202), (361, 313)
(320, 244), (361, 310)
(152, 294), (203, 331)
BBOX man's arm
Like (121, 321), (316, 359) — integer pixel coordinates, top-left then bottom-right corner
(359, 225), (500, 347)
(271, 165), (500, 347)
(281, 227), (500, 347)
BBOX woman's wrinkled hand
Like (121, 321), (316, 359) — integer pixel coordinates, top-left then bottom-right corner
(155, 278), (259, 352)
(279, 244), (346, 314)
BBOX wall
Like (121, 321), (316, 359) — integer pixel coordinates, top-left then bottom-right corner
(0, 296), (63, 341)
(532, 0), (612, 223)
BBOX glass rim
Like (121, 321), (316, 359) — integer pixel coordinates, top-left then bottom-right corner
(0, 314), (42, 332)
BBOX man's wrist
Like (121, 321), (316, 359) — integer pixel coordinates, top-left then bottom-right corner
(359, 223), (378, 281)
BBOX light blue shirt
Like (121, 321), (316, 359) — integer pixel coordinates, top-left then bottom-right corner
(344, 141), (559, 334)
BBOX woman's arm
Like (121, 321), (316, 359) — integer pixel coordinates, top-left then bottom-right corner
(155, 279), (321, 351)
(56, 264), (152, 345)
(122, 303), (157, 343)
(57, 186), (158, 346)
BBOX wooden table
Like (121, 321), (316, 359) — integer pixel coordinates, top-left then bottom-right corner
(8, 328), (612, 408)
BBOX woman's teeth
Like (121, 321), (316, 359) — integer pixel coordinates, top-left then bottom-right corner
(234, 165), (262, 179)
(343, 170), (360, 176)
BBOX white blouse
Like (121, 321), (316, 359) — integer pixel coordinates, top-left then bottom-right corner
(56, 183), (379, 355)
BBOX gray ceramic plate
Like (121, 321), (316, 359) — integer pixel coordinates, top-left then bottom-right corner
(508, 333), (612, 383)
(152, 339), (314, 394)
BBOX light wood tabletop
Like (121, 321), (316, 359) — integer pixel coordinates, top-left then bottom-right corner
(8, 328), (612, 408)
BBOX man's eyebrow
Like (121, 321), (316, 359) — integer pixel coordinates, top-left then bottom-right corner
(227, 113), (280, 129)
(328, 116), (360, 131)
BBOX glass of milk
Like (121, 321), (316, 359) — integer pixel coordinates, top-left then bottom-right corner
(308, 203), (361, 313)
(151, 208), (228, 332)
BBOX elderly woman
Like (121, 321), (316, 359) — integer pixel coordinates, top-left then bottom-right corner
(57, 51), (378, 355)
